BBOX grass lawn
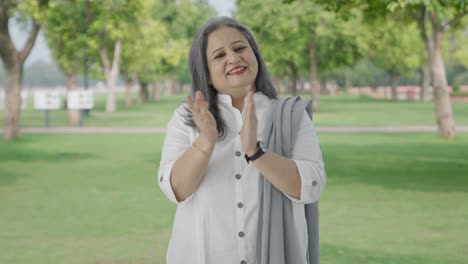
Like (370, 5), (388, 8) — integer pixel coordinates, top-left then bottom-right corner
(1, 133), (467, 263)
(5, 92), (468, 128)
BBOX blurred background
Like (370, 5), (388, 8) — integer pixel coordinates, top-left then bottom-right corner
(1, 0), (467, 263)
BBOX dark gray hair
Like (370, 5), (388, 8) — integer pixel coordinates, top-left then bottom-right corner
(185, 16), (278, 140)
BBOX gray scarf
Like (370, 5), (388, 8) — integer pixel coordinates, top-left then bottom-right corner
(257, 96), (319, 264)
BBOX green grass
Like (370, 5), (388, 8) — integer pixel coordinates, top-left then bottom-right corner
(314, 95), (468, 126)
(4, 92), (468, 128)
(1, 133), (467, 263)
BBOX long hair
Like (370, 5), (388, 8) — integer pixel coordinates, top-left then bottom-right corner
(185, 16), (277, 140)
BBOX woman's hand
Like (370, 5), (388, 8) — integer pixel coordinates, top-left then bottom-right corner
(187, 91), (218, 147)
(241, 86), (258, 156)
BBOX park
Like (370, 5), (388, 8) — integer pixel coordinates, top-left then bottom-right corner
(1, 0), (468, 263)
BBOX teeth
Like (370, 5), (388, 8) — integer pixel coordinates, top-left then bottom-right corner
(229, 67), (245, 74)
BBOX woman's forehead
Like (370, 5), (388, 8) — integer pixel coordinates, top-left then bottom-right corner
(206, 27), (248, 52)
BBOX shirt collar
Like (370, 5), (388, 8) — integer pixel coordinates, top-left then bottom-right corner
(217, 93), (233, 104)
(217, 92), (269, 106)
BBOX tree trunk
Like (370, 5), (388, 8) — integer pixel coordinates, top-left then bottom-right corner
(124, 73), (136, 108)
(124, 80), (133, 108)
(416, 11), (432, 103)
(174, 81), (182, 94)
(99, 40), (122, 113)
(419, 64), (431, 101)
(0, 15), (41, 140)
(273, 76), (280, 92)
(273, 76), (286, 93)
(3, 66), (22, 140)
(139, 82), (149, 104)
(288, 62), (298, 96)
(164, 78), (175, 96)
(320, 78), (327, 95)
(309, 41), (320, 112)
(64, 72), (80, 126)
(389, 71), (400, 101)
(430, 27), (456, 139)
(344, 69), (351, 91)
(152, 82), (161, 102)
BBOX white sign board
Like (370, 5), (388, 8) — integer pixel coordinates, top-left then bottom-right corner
(67, 90), (94, 110)
(34, 90), (62, 110)
(0, 90), (28, 110)
(21, 91), (28, 109)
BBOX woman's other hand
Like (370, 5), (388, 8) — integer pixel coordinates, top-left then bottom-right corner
(187, 91), (218, 146)
(241, 89), (258, 156)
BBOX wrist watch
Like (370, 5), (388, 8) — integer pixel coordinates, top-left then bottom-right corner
(244, 141), (265, 163)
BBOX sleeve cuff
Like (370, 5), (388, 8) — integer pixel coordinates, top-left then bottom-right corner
(158, 160), (195, 204)
(284, 159), (325, 204)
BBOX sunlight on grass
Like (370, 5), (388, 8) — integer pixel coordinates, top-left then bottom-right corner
(1, 133), (467, 263)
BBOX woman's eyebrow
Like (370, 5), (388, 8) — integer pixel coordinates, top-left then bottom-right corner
(210, 40), (246, 57)
(211, 47), (224, 57)
(232, 40), (244, 45)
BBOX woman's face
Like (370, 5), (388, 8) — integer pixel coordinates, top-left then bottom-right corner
(206, 27), (258, 98)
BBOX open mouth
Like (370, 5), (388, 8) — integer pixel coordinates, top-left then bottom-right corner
(227, 66), (247, 75)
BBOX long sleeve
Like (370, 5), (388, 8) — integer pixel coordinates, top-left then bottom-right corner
(157, 105), (195, 204)
(285, 110), (326, 204)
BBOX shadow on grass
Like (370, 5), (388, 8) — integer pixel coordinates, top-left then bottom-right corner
(0, 168), (21, 186)
(321, 242), (462, 264)
(0, 143), (95, 186)
(322, 139), (468, 193)
(0, 137), (95, 164)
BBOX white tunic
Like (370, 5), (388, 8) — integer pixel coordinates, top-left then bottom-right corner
(158, 92), (326, 264)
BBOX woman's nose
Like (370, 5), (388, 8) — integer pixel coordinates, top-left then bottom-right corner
(227, 51), (241, 64)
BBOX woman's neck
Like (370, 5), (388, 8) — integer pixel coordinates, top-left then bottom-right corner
(231, 97), (245, 113)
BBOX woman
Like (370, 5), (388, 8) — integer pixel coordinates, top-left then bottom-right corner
(158, 16), (326, 264)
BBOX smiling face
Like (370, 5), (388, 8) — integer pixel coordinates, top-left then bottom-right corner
(206, 27), (258, 99)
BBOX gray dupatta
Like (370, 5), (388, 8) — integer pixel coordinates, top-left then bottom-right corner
(257, 96), (319, 264)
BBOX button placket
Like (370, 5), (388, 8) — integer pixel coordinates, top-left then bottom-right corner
(234, 128), (247, 261)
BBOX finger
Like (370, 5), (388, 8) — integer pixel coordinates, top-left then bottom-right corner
(187, 95), (194, 110)
(200, 100), (207, 116)
(195, 90), (204, 103)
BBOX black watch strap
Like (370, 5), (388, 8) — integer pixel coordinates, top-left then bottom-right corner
(244, 141), (265, 163)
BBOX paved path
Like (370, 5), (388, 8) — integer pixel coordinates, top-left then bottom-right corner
(5, 126), (468, 134)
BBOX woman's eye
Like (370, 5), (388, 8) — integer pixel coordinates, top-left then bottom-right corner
(234, 46), (246, 52)
(214, 53), (225, 59)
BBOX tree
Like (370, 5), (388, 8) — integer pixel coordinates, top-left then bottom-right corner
(236, 0), (308, 96)
(366, 19), (422, 100)
(157, 0), (214, 96)
(119, 0), (170, 105)
(85, 0), (142, 112)
(307, 0), (468, 138)
(388, 0), (468, 139)
(0, 0), (49, 140)
(238, 0), (367, 111)
(119, 0), (214, 104)
(44, 0), (87, 125)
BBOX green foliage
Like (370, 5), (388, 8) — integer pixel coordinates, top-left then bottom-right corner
(44, 0), (87, 75)
(366, 19), (423, 77)
(17, 0), (50, 23)
(119, 0), (215, 83)
(236, 0), (307, 77)
(236, 0), (368, 80)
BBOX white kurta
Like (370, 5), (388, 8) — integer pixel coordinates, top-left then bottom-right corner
(158, 92), (326, 264)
